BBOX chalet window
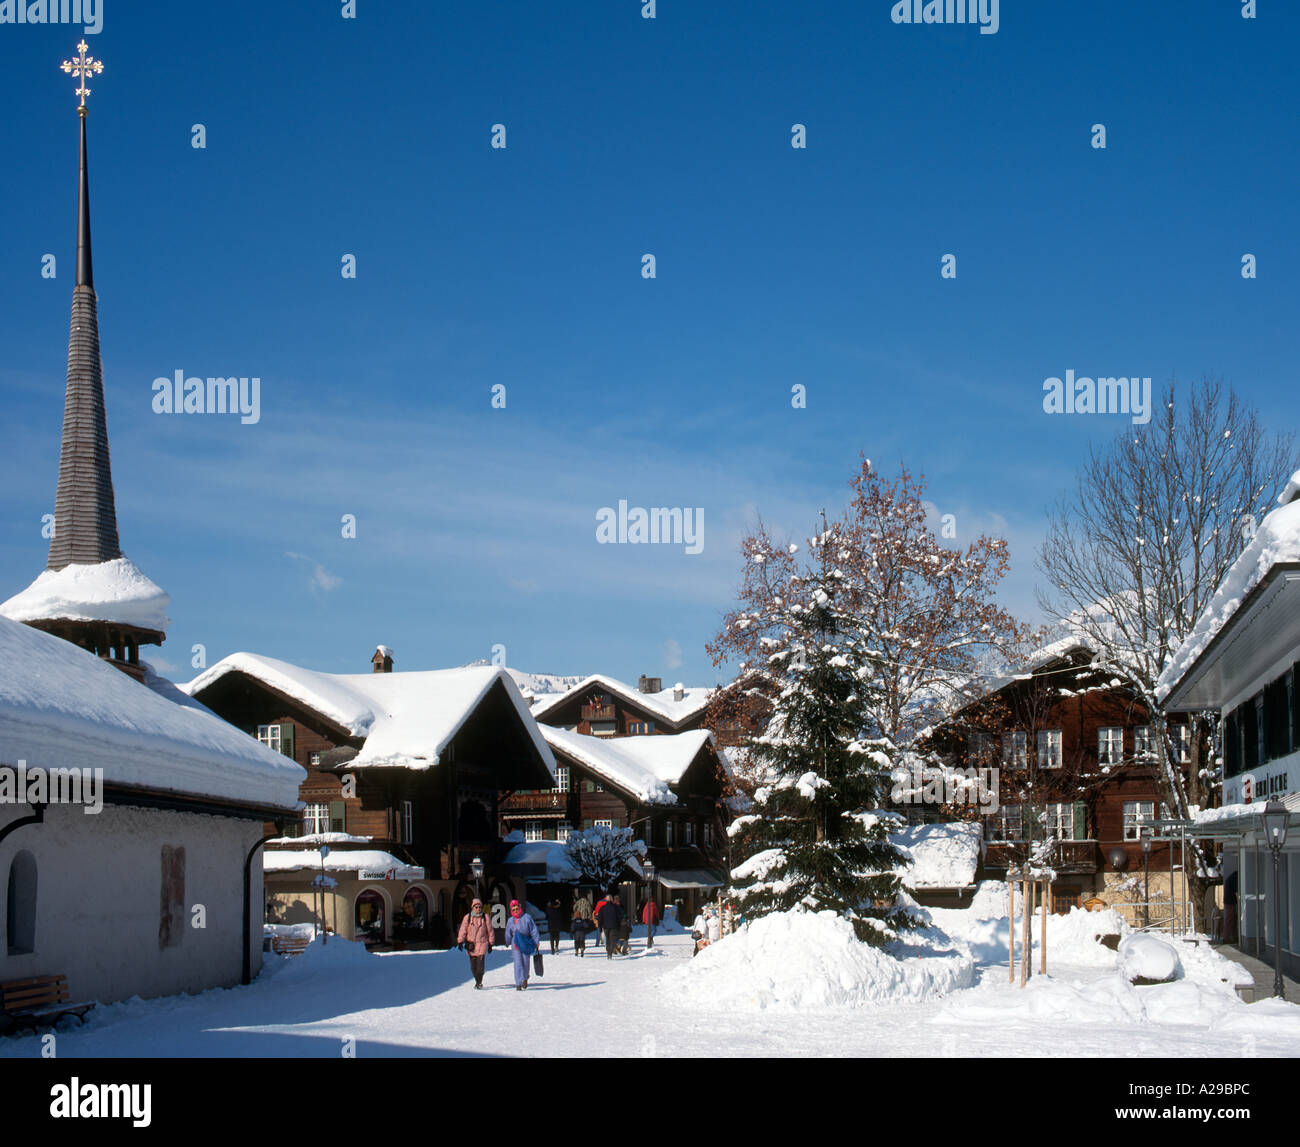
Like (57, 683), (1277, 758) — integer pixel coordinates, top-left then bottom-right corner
(595, 819), (613, 830)
(665, 821), (675, 846)
(329, 801), (346, 833)
(684, 821), (695, 845)
(1134, 726), (1154, 759)
(553, 766), (570, 793)
(403, 800), (414, 843)
(594, 781), (604, 792)
(584, 780), (596, 793)
(1123, 801), (1154, 841)
(303, 803), (330, 836)
(1002, 731), (1027, 769)
(1042, 803), (1076, 842)
(257, 723), (294, 759)
(986, 805), (1021, 841)
(703, 823), (713, 848)
(557, 822), (572, 842)
(1172, 722), (1193, 765)
(6, 850), (37, 956)
(1036, 730), (1062, 769)
(310, 752), (321, 767)
(1098, 727), (1123, 767)
(628, 721), (656, 735)
(525, 821), (546, 842)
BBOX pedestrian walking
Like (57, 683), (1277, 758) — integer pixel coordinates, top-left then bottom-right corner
(597, 893), (625, 959)
(641, 897), (660, 950)
(455, 898), (493, 989)
(504, 900), (540, 990)
(572, 892), (594, 957)
(545, 897), (566, 955)
(593, 894), (610, 947)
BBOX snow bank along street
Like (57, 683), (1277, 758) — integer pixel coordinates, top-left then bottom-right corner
(3, 889), (1296, 1059)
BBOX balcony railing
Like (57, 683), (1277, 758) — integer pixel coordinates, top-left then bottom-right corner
(983, 839), (1100, 874)
(581, 703), (617, 722)
(501, 791), (568, 811)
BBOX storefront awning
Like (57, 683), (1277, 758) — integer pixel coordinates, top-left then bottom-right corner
(655, 868), (724, 890)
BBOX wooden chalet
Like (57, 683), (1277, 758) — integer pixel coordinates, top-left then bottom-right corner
(922, 638), (1194, 920)
(185, 647), (557, 948)
(528, 673), (712, 736)
(501, 724), (732, 921)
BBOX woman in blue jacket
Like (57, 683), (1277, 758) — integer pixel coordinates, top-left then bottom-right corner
(504, 900), (540, 990)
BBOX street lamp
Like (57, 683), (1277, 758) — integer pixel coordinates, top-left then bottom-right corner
(643, 859), (657, 950)
(1262, 802), (1289, 999)
(1140, 828), (1152, 929)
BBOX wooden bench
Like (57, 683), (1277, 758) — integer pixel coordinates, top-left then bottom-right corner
(267, 934), (313, 957)
(1, 975), (95, 1034)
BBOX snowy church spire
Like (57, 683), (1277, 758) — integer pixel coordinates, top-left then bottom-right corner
(0, 45), (169, 681)
(50, 40), (121, 570)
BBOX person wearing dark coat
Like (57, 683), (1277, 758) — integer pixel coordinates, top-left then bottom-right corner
(545, 897), (566, 955)
(596, 894), (626, 959)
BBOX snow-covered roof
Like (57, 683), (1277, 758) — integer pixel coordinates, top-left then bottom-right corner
(541, 726), (717, 804)
(183, 653), (556, 774)
(530, 674), (713, 727)
(264, 848), (422, 879)
(893, 821), (982, 889)
(502, 839), (583, 882)
(0, 556), (170, 633)
(1157, 478), (1300, 703)
(0, 614), (303, 810)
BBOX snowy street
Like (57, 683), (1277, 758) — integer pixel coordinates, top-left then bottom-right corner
(3, 912), (1297, 1059)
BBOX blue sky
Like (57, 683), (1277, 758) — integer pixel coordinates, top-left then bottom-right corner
(1, 1), (1296, 686)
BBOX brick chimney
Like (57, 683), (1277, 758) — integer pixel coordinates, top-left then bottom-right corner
(372, 645), (394, 673)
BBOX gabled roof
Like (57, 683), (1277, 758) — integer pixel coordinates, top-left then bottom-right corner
(183, 653), (556, 774)
(529, 674), (713, 727)
(540, 725), (717, 805)
(0, 614), (303, 810)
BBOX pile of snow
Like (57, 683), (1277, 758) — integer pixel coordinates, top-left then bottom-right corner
(661, 909), (974, 1011)
(269, 934), (373, 979)
(894, 821), (982, 888)
(263, 849), (422, 879)
(0, 556), (171, 632)
(1118, 934), (1182, 983)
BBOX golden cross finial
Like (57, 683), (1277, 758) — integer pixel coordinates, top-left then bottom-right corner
(60, 41), (103, 115)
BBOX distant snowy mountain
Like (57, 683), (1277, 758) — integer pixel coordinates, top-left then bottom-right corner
(460, 660), (586, 700)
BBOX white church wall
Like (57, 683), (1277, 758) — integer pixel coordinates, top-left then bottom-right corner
(1, 801), (265, 1005)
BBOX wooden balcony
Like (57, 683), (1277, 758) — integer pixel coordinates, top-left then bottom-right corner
(581, 703), (617, 722)
(501, 790), (569, 812)
(983, 839), (1100, 875)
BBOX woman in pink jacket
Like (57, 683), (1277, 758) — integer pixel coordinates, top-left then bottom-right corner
(456, 899), (494, 989)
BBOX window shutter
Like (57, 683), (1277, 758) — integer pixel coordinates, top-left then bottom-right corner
(329, 800), (346, 833)
(1073, 801), (1087, 841)
(584, 818), (593, 830)
(280, 722), (295, 760)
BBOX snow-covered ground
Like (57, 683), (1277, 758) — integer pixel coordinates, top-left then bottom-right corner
(3, 889), (1297, 1058)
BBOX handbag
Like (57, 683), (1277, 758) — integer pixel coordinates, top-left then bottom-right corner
(532, 951), (545, 977)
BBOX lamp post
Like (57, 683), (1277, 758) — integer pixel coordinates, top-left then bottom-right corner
(1140, 828), (1151, 929)
(318, 844), (330, 946)
(643, 859), (657, 950)
(1262, 802), (1289, 999)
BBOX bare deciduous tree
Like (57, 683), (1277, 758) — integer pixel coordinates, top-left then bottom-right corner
(1037, 376), (1297, 925)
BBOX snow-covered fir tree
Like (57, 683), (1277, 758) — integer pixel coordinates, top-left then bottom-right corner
(727, 520), (918, 944)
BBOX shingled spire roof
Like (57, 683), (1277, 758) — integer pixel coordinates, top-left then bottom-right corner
(0, 48), (169, 681)
(48, 106), (123, 570)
